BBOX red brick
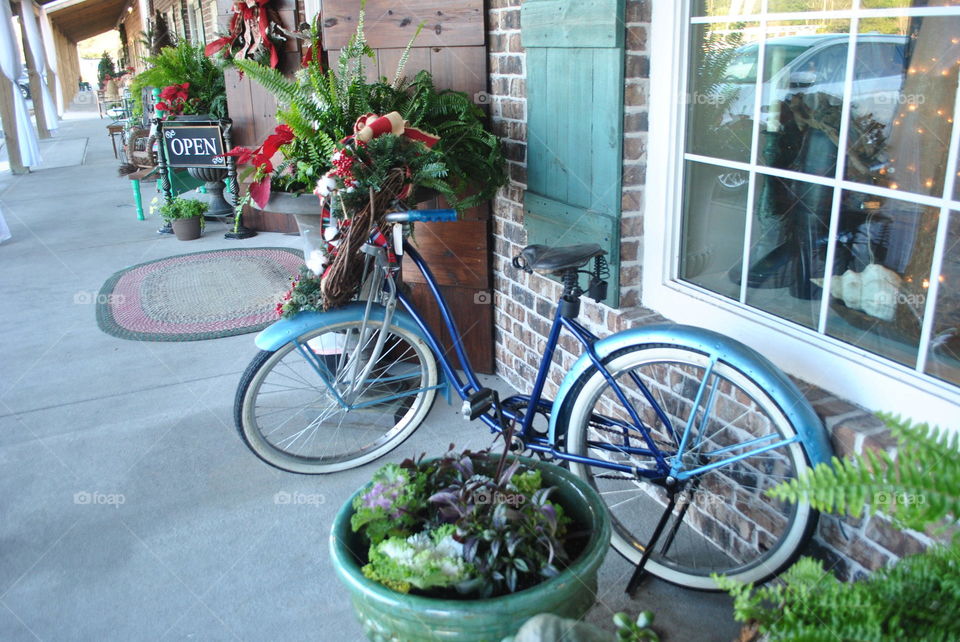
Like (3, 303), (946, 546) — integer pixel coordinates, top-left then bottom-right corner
(625, 0), (651, 23)
(626, 26), (647, 51)
(624, 82), (647, 107)
(624, 136), (646, 161)
(865, 516), (927, 558)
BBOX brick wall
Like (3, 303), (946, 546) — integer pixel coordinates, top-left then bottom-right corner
(484, 0), (942, 581)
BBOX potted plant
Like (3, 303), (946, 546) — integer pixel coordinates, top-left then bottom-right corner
(157, 196), (208, 240)
(329, 443), (611, 641)
(226, 6), (505, 213)
(128, 41), (228, 121)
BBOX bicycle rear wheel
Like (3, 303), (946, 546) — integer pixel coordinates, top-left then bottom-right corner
(565, 344), (815, 589)
(235, 318), (438, 474)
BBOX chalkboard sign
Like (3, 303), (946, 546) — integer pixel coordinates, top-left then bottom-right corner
(162, 124), (226, 168)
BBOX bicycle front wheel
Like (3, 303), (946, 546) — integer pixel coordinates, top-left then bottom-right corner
(565, 344), (815, 589)
(235, 318), (439, 474)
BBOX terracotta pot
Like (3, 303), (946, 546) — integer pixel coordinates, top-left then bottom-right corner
(329, 457), (612, 642)
(170, 217), (202, 240)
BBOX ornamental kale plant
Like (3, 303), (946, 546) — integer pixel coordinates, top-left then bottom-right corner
(351, 448), (573, 598)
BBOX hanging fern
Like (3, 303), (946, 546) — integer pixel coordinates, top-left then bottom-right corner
(129, 41), (227, 119)
(225, 1), (504, 209)
(716, 414), (960, 641)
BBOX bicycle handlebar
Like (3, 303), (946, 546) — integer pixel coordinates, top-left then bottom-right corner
(384, 209), (457, 224)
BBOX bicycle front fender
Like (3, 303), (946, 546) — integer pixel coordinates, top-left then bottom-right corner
(548, 323), (833, 466)
(254, 303), (451, 402)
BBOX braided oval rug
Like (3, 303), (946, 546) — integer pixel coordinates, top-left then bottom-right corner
(96, 247), (303, 341)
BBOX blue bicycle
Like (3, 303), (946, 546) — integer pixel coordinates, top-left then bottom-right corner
(234, 209), (833, 590)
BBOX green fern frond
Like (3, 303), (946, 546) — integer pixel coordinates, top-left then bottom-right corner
(719, 415), (960, 640)
(392, 22), (425, 89)
(715, 542), (960, 641)
(767, 415), (960, 531)
(233, 59), (300, 105)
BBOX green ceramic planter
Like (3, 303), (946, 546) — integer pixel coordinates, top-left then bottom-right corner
(329, 457), (612, 642)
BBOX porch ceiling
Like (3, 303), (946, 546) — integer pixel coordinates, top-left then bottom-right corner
(40, 0), (130, 43)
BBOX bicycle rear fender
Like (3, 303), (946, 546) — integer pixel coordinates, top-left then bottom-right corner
(254, 302), (451, 402)
(548, 323), (834, 466)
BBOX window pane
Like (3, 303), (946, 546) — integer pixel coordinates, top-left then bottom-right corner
(768, 0), (851, 11)
(824, 191), (940, 368)
(956, 149), (960, 202)
(861, 0), (960, 8)
(926, 212), (960, 385)
(692, 0), (762, 18)
(680, 160), (749, 300)
(845, 17), (960, 197)
(742, 174), (828, 328)
(754, 22), (851, 177)
(686, 23), (760, 163)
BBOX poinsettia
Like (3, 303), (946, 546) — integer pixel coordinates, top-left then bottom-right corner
(155, 82), (194, 116)
(223, 124), (296, 207)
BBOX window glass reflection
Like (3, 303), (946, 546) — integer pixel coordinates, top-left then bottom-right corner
(692, 0), (762, 18)
(825, 192), (940, 368)
(680, 161), (749, 300)
(686, 23), (761, 163)
(926, 212), (960, 385)
(845, 17), (960, 197)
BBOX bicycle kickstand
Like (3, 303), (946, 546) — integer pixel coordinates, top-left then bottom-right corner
(625, 488), (678, 595)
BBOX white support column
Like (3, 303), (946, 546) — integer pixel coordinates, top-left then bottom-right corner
(0, 0), (41, 170)
(38, 6), (63, 116)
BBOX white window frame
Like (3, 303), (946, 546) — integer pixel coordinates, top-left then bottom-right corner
(644, 0), (960, 427)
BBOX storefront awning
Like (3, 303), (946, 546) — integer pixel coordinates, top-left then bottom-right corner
(40, 0), (129, 43)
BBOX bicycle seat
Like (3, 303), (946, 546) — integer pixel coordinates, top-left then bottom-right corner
(515, 244), (606, 274)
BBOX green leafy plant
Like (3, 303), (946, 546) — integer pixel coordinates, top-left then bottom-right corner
(613, 611), (659, 641)
(715, 414), (960, 641)
(97, 52), (117, 86)
(129, 41), (227, 120)
(230, 3), (505, 210)
(157, 196), (209, 229)
(350, 446), (574, 599)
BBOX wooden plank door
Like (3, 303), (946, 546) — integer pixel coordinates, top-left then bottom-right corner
(217, 0), (301, 233)
(322, 0), (495, 374)
(520, 0), (625, 305)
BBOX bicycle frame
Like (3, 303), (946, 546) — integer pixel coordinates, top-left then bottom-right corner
(398, 240), (683, 480)
(258, 235), (823, 482)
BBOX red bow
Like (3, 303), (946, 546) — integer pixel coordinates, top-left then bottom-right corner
(351, 112), (439, 148)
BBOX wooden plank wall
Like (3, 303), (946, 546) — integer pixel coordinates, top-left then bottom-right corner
(217, 0), (301, 233)
(323, 0), (494, 373)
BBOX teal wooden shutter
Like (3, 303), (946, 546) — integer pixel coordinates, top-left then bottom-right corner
(520, 0), (625, 305)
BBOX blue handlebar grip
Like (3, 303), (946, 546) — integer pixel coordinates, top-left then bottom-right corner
(408, 209), (457, 222)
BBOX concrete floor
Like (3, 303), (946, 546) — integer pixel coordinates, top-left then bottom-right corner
(0, 97), (740, 641)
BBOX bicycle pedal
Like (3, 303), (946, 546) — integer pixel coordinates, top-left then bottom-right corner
(461, 387), (496, 421)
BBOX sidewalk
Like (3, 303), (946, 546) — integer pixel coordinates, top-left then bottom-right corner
(0, 102), (738, 641)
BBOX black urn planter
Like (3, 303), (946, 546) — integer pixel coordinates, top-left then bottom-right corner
(187, 166), (232, 218)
